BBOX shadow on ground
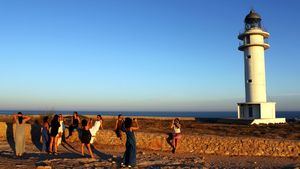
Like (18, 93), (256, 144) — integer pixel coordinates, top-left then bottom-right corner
(6, 123), (15, 153)
(31, 120), (42, 151)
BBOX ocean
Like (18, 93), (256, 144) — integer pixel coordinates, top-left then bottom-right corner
(0, 111), (299, 119)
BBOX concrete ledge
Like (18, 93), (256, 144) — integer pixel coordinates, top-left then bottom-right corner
(251, 118), (286, 125)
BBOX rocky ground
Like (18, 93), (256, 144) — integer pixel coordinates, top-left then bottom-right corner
(1, 115), (300, 140)
(0, 116), (299, 168)
(2, 115), (300, 140)
(0, 142), (299, 169)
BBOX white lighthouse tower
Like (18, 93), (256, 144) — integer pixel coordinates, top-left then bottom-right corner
(237, 10), (285, 124)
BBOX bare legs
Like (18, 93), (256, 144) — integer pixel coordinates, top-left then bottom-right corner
(81, 143), (85, 156)
(16, 153), (22, 157)
(172, 135), (181, 153)
(56, 134), (62, 148)
(49, 136), (58, 154)
(81, 143), (94, 158)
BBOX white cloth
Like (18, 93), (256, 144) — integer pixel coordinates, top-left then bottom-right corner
(57, 121), (64, 146)
(58, 121), (64, 133)
(174, 126), (181, 134)
(89, 120), (101, 144)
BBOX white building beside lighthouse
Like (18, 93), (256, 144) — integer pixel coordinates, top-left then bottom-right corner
(237, 10), (286, 124)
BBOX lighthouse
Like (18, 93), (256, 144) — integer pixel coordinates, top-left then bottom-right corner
(237, 10), (285, 124)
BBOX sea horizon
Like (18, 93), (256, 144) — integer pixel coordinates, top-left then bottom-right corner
(1, 110), (299, 119)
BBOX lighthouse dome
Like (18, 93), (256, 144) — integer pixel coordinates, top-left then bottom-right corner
(244, 10), (262, 30)
(244, 10), (261, 23)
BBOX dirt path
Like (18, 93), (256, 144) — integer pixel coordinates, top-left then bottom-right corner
(0, 142), (299, 169)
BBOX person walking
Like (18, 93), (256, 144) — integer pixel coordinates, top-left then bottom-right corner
(13, 112), (31, 157)
(121, 117), (139, 168)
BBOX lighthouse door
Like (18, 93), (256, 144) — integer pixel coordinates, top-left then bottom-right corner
(249, 107), (253, 118)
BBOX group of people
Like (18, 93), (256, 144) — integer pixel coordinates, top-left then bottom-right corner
(12, 112), (181, 168)
(41, 114), (65, 155)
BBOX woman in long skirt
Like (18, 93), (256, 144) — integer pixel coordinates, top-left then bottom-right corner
(13, 112), (31, 157)
(121, 117), (139, 168)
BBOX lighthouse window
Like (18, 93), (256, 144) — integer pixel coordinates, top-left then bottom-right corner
(245, 36), (250, 44)
(247, 79), (252, 83)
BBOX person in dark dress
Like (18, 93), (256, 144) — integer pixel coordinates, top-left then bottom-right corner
(80, 119), (94, 158)
(67, 112), (80, 138)
(121, 117), (139, 168)
(41, 116), (50, 153)
(114, 114), (124, 140)
(49, 114), (60, 155)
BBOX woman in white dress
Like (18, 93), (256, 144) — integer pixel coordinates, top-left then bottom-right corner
(89, 115), (103, 144)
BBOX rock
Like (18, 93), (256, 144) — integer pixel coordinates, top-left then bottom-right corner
(84, 163), (91, 167)
(16, 164), (27, 168)
(36, 166), (52, 169)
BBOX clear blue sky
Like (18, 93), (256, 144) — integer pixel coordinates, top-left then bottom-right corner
(0, 0), (299, 111)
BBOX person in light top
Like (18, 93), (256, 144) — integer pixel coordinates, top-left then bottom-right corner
(170, 118), (181, 153)
(56, 114), (65, 147)
(89, 115), (103, 144)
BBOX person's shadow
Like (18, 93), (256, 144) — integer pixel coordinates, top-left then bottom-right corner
(6, 122), (15, 153)
(31, 120), (43, 151)
(166, 133), (174, 150)
(90, 144), (113, 161)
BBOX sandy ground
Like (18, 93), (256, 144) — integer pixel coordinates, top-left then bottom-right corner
(0, 142), (299, 169)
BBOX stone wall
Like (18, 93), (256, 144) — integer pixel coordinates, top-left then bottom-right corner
(93, 130), (299, 157)
(0, 122), (299, 157)
(0, 122), (33, 143)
